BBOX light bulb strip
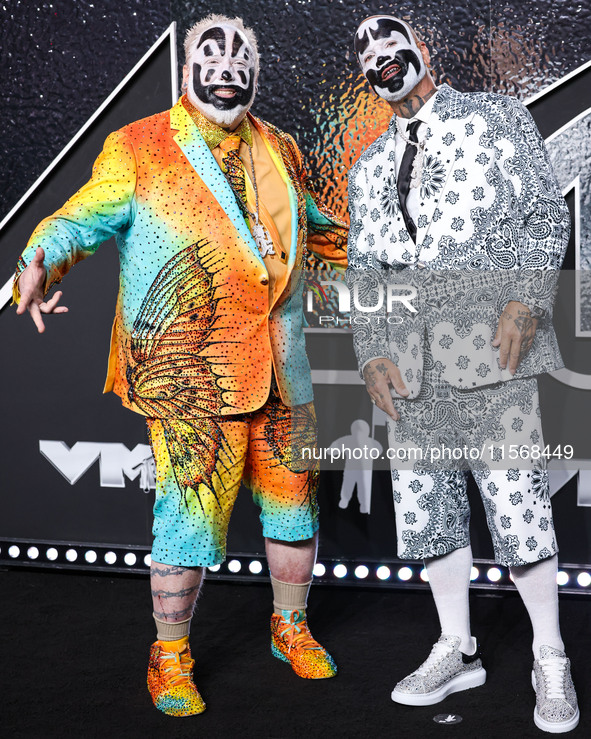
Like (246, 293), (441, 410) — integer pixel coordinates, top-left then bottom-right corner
(0, 540), (590, 595)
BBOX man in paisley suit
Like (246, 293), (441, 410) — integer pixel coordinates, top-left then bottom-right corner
(14, 15), (347, 717)
(348, 15), (578, 733)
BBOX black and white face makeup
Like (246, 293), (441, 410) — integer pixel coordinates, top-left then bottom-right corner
(355, 17), (426, 102)
(185, 23), (257, 128)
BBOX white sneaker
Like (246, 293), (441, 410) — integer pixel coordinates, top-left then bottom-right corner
(391, 635), (486, 706)
(532, 645), (579, 733)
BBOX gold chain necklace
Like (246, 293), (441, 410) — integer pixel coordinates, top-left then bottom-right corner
(245, 145), (275, 258)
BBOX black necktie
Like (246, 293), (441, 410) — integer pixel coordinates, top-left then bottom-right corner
(397, 120), (421, 243)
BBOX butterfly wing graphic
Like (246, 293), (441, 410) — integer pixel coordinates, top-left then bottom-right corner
(132, 239), (238, 506)
(128, 239), (230, 418)
(260, 401), (319, 509)
(159, 417), (233, 513)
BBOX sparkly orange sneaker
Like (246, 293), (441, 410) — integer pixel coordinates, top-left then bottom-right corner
(147, 637), (206, 716)
(270, 609), (337, 679)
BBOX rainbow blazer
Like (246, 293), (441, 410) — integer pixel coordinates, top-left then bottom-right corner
(16, 98), (347, 418)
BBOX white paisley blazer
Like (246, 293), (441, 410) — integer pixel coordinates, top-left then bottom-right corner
(347, 84), (570, 396)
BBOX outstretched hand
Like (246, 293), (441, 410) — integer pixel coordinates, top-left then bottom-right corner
(15, 247), (68, 333)
(362, 357), (409, 420)
(492, 300), (538, 375)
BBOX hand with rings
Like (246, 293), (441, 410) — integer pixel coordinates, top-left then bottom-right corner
(362, 357), (409, 420)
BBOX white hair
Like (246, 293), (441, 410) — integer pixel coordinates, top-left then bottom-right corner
(184, 14), (259, 75)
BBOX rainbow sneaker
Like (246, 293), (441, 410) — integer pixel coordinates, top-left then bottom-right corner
(270, 609), (337, 679)
(147, 637), (206, 716)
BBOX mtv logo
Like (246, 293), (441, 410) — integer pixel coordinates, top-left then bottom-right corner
(39, 440), (156, 491)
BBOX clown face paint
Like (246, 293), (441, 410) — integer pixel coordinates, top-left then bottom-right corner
(355, 17), (426, 102)
(186, 23), (257, 128)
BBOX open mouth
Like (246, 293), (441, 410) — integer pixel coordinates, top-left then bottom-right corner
(380, 63), (401, 82)
(213, 87), (237, 99)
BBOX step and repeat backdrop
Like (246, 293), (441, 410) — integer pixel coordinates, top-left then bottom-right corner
(1, 0), (591, 591)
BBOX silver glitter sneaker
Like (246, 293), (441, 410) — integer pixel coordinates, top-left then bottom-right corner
(532, 645), (579, 733)
(391, 635), (486, 706)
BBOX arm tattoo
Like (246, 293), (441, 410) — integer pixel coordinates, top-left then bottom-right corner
(514, 314), (537, 358)
(364, 361), (390, 388)
(364, 367), (378, 387)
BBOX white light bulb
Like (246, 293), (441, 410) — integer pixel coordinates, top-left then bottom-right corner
(556, 571), (569, 586)
(104, 551), (117, 565)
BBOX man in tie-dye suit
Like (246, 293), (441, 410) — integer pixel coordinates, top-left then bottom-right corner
(14, 14), (347, 716)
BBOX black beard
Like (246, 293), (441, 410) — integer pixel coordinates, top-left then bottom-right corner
(192, 63), (254, 110)
(367, 49), (421, 93)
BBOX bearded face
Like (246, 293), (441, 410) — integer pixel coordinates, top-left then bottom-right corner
(355, 17), (426, 102)
(185, 23), (257, 128)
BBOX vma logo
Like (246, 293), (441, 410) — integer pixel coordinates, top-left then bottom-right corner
(39, 441), (156, 492)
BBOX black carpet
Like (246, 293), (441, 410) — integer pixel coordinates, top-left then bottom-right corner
(1, 568), (589, 738)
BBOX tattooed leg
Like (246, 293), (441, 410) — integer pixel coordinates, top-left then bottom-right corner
(151, 561), (204, 622)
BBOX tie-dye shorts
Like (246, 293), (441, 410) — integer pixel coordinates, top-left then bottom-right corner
(146, 390), (319, 567)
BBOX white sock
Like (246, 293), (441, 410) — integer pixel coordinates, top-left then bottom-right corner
(510, 554), (564, 658)
(424, 545), (475, 655)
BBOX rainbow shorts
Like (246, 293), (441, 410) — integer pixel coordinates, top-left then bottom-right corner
(147, 391), (319, 567)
